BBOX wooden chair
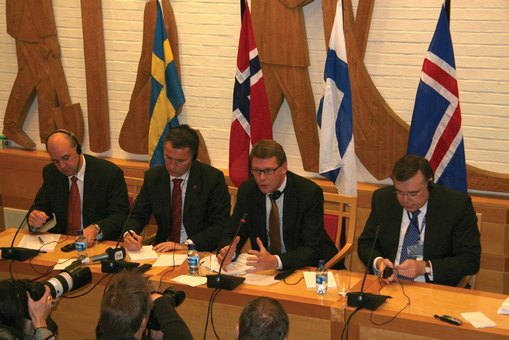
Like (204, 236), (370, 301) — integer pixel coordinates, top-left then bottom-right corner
(123, 176), (157, 244)
(456, 212), (482, 289)
(323, 192), (357, 270)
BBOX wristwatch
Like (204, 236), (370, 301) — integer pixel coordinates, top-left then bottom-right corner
(93, 224), (101, 234)
(425, 260), (432, 275)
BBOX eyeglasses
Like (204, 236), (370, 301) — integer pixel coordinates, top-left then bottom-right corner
(394, 189), (421, 197)
(250, 164), (282, 176)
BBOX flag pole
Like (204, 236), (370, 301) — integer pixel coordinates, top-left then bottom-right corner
(445, 0), (451, 22)
(241, 0), (245, 20)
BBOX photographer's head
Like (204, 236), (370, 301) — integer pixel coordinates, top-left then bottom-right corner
(0, 280), (25, 337)
(237, 297), (289, 340)
(98, 271), (152, 339)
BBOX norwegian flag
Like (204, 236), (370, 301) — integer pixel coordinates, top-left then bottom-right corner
(407, 4), (467, 193)
(229, 0), (273, 187)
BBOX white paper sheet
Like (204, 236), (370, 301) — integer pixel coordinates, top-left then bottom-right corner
(126, 245), (158, 261)
(200, 253), (254, 276)
(460, 312), (496, 328)
(171, 274), (207, 287)
(18, 234), (61, 253)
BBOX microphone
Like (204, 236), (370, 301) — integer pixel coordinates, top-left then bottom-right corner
(99, 194), (142, 273)
(1, 187), (44, 261)
(207, 213), (248, 290)
(347, 225), (391, 310)
(80, 246), (126, 264)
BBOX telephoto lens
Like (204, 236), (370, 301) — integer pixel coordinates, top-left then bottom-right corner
(147, 287), (186, 330)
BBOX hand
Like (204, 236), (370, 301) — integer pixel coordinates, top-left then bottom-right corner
(245, 238), (278, 272)
(28, 210), (49, 229)
(377, 258), (396, 285)
(395, 259), (426, 279)
(27, 286), (53, 329)
(83, 225), (99, 246)
(216, 236), (240, 272)
(123, 231), (142, 251)
(152, 241), (187, 252)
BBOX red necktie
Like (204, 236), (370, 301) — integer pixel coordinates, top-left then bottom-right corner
(67, 176), (81, 236)
(168, 178), (183, 242)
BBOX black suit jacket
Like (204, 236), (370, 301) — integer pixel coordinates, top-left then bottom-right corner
(128, 161), (230, 251)
(32, 155), (129, 241)
(357, 184), (481, 286)
(219, 171), (337, 269)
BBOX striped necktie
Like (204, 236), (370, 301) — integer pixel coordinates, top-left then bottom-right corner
(398, 209), (421, 280)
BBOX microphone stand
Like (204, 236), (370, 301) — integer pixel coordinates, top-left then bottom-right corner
(100, 195), (141, 273)
(1, 188), (43, 261)
(347, 225), (391, 310)
(207, 213), (248, 290)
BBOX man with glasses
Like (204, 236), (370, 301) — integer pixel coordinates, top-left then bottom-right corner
(218, 140), (338, 272)
(358, 155), (480, 286)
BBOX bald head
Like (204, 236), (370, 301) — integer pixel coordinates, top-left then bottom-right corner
(46, 131), (82, 177)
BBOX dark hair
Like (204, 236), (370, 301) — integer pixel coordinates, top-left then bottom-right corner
(249, 140), (287, 166)
(392, 154), (434, 183)
(45, 129), (82, 154)
(0, 280), (27, 337)
(238, 297), (289, 340)
(165, 124), (199, 160)
(98, 271), (152, 338)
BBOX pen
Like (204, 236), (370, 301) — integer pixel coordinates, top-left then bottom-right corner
(38, 236), (44, 245)
(127, 230), (136, 238)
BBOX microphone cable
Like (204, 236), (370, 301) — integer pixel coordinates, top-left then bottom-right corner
(203, 287), (222, 340)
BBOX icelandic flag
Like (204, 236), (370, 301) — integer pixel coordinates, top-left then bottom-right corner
(408, 4), (467, 193)
(229, 0), (273, 186)
(149, 1), (185, 167)
(317, 0), (357, 197)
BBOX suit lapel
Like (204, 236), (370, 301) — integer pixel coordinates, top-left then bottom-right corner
(183, 163), (200, 223)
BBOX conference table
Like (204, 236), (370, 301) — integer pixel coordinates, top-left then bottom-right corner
(1, 229), (508, 339)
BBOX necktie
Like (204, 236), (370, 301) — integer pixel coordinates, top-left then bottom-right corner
(67, 176), (81, 236)
(398, 209), (421, 280)
(268, 194), (282, 255)
(168, 178), (183, 243)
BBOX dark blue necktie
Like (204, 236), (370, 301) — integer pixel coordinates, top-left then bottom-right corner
(398, 210), (421, 280)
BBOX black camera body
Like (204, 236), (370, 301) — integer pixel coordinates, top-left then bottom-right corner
(146, 287), (185, 330)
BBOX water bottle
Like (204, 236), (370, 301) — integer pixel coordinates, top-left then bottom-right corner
(316, 259), (328, 295)
(187, 243), (199, 275)
(75, 229), (87, 259)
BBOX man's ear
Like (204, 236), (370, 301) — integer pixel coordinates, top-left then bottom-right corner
(235, 322), (240, 339)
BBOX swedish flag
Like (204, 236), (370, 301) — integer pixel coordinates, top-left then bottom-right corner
(149, 1), (185, 167)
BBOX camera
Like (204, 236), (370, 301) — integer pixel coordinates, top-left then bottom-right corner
(147, 287), (186, 330)
(19, 262), (92, 301)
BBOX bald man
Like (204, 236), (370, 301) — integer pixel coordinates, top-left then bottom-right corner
(28, 130), (129, 245)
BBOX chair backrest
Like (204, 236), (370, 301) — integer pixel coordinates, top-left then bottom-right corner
(228, 186), (238, 215)
(323, 192), (357, 270)
(457, 212), (482, 289)
(124, 176), (144, 207)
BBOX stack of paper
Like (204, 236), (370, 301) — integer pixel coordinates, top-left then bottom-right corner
(200, 253), (253, 276)
(498, 297), (509, 315)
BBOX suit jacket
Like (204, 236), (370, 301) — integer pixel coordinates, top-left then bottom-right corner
(128, 161), (230, 251)
(357, 184), (481, 286)
(32, 154), (129, 241)
(219, 171), (337, 269)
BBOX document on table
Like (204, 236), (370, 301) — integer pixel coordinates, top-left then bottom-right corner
(18, 234), (61, 253)
(126, 245), (158, 261)
(171, 275), (207, 287)
(200, 253), (254, 276)
(152, 254), (187, 267)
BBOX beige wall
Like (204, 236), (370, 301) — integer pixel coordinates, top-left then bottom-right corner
(0, 0), (508, 184)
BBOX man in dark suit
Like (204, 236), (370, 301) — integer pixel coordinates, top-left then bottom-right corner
(28, 130), (129, 244)
(358, 155), (481, 286)
(218, 140), (337, 271)
(123, 124), (230, 252)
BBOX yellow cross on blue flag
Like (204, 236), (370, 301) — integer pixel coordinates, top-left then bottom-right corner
(149, 1), (185, 167)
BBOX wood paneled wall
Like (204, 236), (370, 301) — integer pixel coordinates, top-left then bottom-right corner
(1, 149), (507, 294)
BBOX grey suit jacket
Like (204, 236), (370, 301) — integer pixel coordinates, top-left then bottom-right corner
(358, 184), (481, 286)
